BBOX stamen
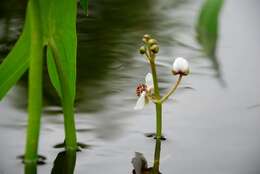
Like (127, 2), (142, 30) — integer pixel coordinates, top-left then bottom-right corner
(136, 84), (147, 96)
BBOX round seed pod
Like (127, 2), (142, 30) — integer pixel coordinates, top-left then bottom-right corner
(139, 46), (146, 54)
(148, 39), (157, 46)
(143, 34), (151, 40)
(150, 44), (159, 54)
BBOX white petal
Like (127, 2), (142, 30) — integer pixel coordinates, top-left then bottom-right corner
(134, 92), (146, 110)
(145, 73), (154, 89)
(172, 57), (189, 74)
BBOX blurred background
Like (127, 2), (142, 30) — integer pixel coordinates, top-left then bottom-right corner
(0, 0), (260, 173)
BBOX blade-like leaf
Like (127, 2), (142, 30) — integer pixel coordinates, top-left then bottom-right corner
(0, 15), (30, 100)
(47, 48), (61, 97)
(39, 0), (77, 101)
(196, 0), (224, 56)
(80, 0), (88, 15)
(0, 0), (77, 103)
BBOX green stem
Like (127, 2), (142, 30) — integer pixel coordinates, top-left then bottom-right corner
(25, 162), (37, 174)
(24, 0), (43, 164)
(153, 139), (162, 174)
(65, 150), (77, 173)
(150, 61), (162, 139)
(159, 75), (182, 104)
(49, 38), (77, 151)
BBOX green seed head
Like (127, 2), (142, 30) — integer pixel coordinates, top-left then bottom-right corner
(143, 34), (151, 40)
(142, 34), (151, 43)
(148, 39), (157, 46)
(139, 46), (146, 54)
(150, 44), (159, 54)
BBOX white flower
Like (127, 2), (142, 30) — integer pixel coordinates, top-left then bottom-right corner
(134, 73), (154, 110)
(172, 57), (189, 75)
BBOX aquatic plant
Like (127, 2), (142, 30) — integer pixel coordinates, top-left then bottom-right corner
(135, 34), (190, 140)
(132, 139), (162, 174)
(197, 0), (224, 56)
(134, 35), (189, 173)
(196, 0), (224, 85)
(0, 0), (88, 165)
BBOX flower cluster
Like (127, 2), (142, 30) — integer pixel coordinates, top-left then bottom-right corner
(134, 34), (190, 110)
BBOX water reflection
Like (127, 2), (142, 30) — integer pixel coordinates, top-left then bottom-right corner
(23, 155), (46, 174)
(24, 163), (37, 174)
(1, 0), (247, 174)
(51, 150), (77, 174)
(132, 139), (162, 174)
(0, 0), (26, 61)
(0, 0), (194, 112)
(0, 0), (226, 112)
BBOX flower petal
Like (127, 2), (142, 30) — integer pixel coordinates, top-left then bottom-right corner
(134, 91), (146, 110)
(145, 73), (153, 89)
(172, 57), (189, 75)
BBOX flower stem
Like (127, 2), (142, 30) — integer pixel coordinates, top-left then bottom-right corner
(153, 139), (162, 174)
(159, 75), (182, 104)
(24, 162), (37, 174)
(149, 60), (162, 139)
(49, 38), (77, 151)
(24, 0), (43, 164)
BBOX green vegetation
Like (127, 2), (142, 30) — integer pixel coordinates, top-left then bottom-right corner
(0, 0), (88, 165)
(136, 35), (190, 173)
(197, 0), (224, 56)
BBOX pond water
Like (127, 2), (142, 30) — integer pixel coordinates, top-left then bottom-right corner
(0, 0), (260, 173)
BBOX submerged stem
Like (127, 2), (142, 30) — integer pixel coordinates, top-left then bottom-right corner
(25, 0), (43, 164)
(49, 38), (77, 151)
(153, 139), (162, 174)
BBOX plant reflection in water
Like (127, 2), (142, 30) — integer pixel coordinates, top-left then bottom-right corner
(132, 139), (162, 174)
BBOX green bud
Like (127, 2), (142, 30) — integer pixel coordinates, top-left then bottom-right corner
(139, 46), (146, 54)
(150, 44), (159, 54)
(148, 39), (157, 45)
(143, 34), (151, 40)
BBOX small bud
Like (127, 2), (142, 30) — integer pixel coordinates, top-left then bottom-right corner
(150, 44), (159, 54)
(143, 34), (151, 40)
(172, 57), (190, 76)
(139, 46), (146, 54)
(142, 34), (151, 43)
(148, 39), (157, 46)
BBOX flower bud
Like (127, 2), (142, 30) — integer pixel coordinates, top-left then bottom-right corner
(148, 39), (157, 46)
(150, 44), (159, 54)
(142, 34), (151, 43)
(143, 34), (151, 40)
(172, 57), (189, 76)
(139, 46), (146, 54)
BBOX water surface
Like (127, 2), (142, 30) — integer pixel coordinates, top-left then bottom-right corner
(0, 0), (260, 173)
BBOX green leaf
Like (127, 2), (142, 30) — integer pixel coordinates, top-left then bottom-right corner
(0, 0), (77, 103)
(0, 15), (30, 100)
(39, 0), (77, 101)
(196, 0), (224, 56)
(80, 0), (88, 15)
(47, 48), (62, 97)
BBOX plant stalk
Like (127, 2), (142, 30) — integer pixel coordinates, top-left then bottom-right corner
(25, 162), (37, 174)
(149, 60), (162, 139)
(49, 38), (77, 151)
(153, 139), (162, 174)
(159, 75), (182, 103)
(24, 0), (43, 163)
